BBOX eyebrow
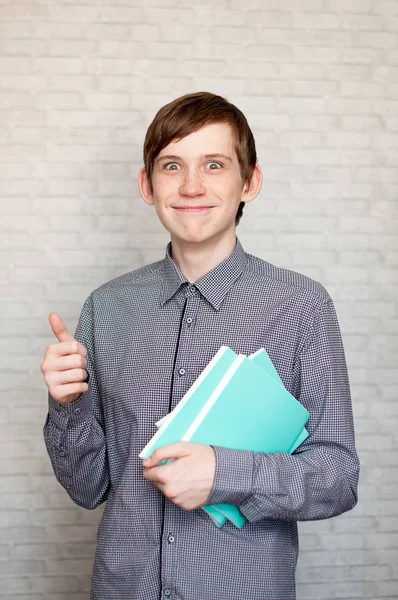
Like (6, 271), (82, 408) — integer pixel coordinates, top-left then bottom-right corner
(155, 153), (233, 164)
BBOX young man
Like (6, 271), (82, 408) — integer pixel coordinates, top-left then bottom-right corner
(42, 92), (359, 600)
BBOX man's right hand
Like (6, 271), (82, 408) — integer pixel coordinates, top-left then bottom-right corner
(41, 313), (89, 405)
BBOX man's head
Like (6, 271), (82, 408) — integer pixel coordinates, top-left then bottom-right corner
(139, 92), (262, 249)
(142, 92), (258, 225)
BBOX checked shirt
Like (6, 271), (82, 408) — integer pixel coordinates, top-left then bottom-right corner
(44, 238), (359, 600)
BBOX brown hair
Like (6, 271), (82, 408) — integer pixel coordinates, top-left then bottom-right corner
(143, 92), (257, 225)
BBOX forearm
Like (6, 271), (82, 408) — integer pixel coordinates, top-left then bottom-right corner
(43, 388), (110, 509)
(206, 443), (359, 523)
(206, 297), (359, 524)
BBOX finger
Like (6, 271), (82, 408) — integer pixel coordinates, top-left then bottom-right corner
(50, 381), (89, 403)
(142, 442), (191, 467)
(143, 464), (169, 484)
(49, 312), (75, 343)
(47, 339), (87, 358)
(53, 368), (87, 386)
(46, 353), (87, 372)
(142, 466), (159, 482)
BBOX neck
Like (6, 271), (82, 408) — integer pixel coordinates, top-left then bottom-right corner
(170, 232), (237, 283)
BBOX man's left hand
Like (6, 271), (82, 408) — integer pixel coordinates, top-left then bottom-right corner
(142, 442), (216, 511)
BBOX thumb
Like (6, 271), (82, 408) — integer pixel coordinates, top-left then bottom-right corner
(49, 312), (75, 343)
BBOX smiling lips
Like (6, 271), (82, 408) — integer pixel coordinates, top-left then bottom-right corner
(173, 206), (213, 212)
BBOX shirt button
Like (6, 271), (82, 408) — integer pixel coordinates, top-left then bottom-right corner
(74, 407), (81, 415)
(164, 590), (171, 597)
(186, 317), (192, 324)
(179, 368), (185, 376)
(168, 534), (175, 543)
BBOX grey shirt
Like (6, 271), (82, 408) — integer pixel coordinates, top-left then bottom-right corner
(44, 238), (359, 600)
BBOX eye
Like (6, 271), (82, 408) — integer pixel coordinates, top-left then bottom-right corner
(164, 163), (180, 171)
(206, 162), (222, 170)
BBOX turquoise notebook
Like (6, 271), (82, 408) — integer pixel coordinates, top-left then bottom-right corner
(208, 348), (309, 528)
(140, 351), (310, 528)
(251, 348), (309, 452)
(183, 355), (309, 453)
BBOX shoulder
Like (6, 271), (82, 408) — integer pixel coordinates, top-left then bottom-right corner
(90, 258), (166, 300)
(244, 252), (331, 306)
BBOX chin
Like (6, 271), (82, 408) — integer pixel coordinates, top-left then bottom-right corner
(168, 229), (213, 245)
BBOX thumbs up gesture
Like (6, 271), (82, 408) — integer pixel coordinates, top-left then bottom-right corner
(41, 313), (89, 405)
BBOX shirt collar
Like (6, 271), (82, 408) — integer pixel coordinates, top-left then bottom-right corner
(160, 238), (248, 310)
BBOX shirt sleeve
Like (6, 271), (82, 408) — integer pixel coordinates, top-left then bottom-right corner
(43, 294), (110, 510)
(204, 298), (360, 523)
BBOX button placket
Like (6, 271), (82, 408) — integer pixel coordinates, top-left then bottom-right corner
(162, 293), (198, 597)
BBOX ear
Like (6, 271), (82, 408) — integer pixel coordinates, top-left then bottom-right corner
(241, 164), (263, 205)
(139, 168), (155, 206)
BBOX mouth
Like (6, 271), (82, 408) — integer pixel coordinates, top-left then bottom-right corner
(173, 206), (214, 212)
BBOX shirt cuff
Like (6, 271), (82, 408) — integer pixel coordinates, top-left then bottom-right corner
(48, 387), (93, 432)
(204, 446), (254, 507)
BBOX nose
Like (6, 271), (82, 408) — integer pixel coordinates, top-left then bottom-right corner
(179, 168), (206, 197)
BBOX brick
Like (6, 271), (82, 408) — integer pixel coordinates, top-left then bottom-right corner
(83, 92), (130, 110)
(0, 595), (44, 600)
(276, 63), (328, 80)
(0, 21), (34, 39)
(233, 0), (326, 9)
(245, 45), (293, 63)
(97, 40), (143, 58)
(327, 63), (372, 81)
(46, 596), (88, 600)
(44, 559), (94, 576)
(292, 12), (341, 29)
(293, 46), (341, 63)
(0, 560), (45, 576)
(82, 23), (133, 40)
(240, 11), (290, 28)
(340, 13), (385, 30)
(31, 57), (84, 76)
(44, 75), (96, 92)
(33, 21), (83, 40)
(300, 565), (391, 582)
(376, 0), (398, 14)
(0, 91), (32, 109)
(47, 40), (97, 58)
(357, 167), (398, 184)
(55, 541), (96, 559)
(0, 527), (45, 543)
(0, 4), (49, 21)
(33, 509), (91, 527)
(292, 80), (339, 96)
(279, 97), (326, 113)
(0, 39), (46, 56)
(329, 0), (373, 12)
(44, 525), (99, 544)
(6, 575), (88, 594)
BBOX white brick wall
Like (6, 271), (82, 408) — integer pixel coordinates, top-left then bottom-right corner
(1, 1), (397, 598)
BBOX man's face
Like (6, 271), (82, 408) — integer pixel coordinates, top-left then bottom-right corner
(140, 122), (260, 247)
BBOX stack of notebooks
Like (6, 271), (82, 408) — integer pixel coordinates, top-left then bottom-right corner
(140, 346), (310, 528)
